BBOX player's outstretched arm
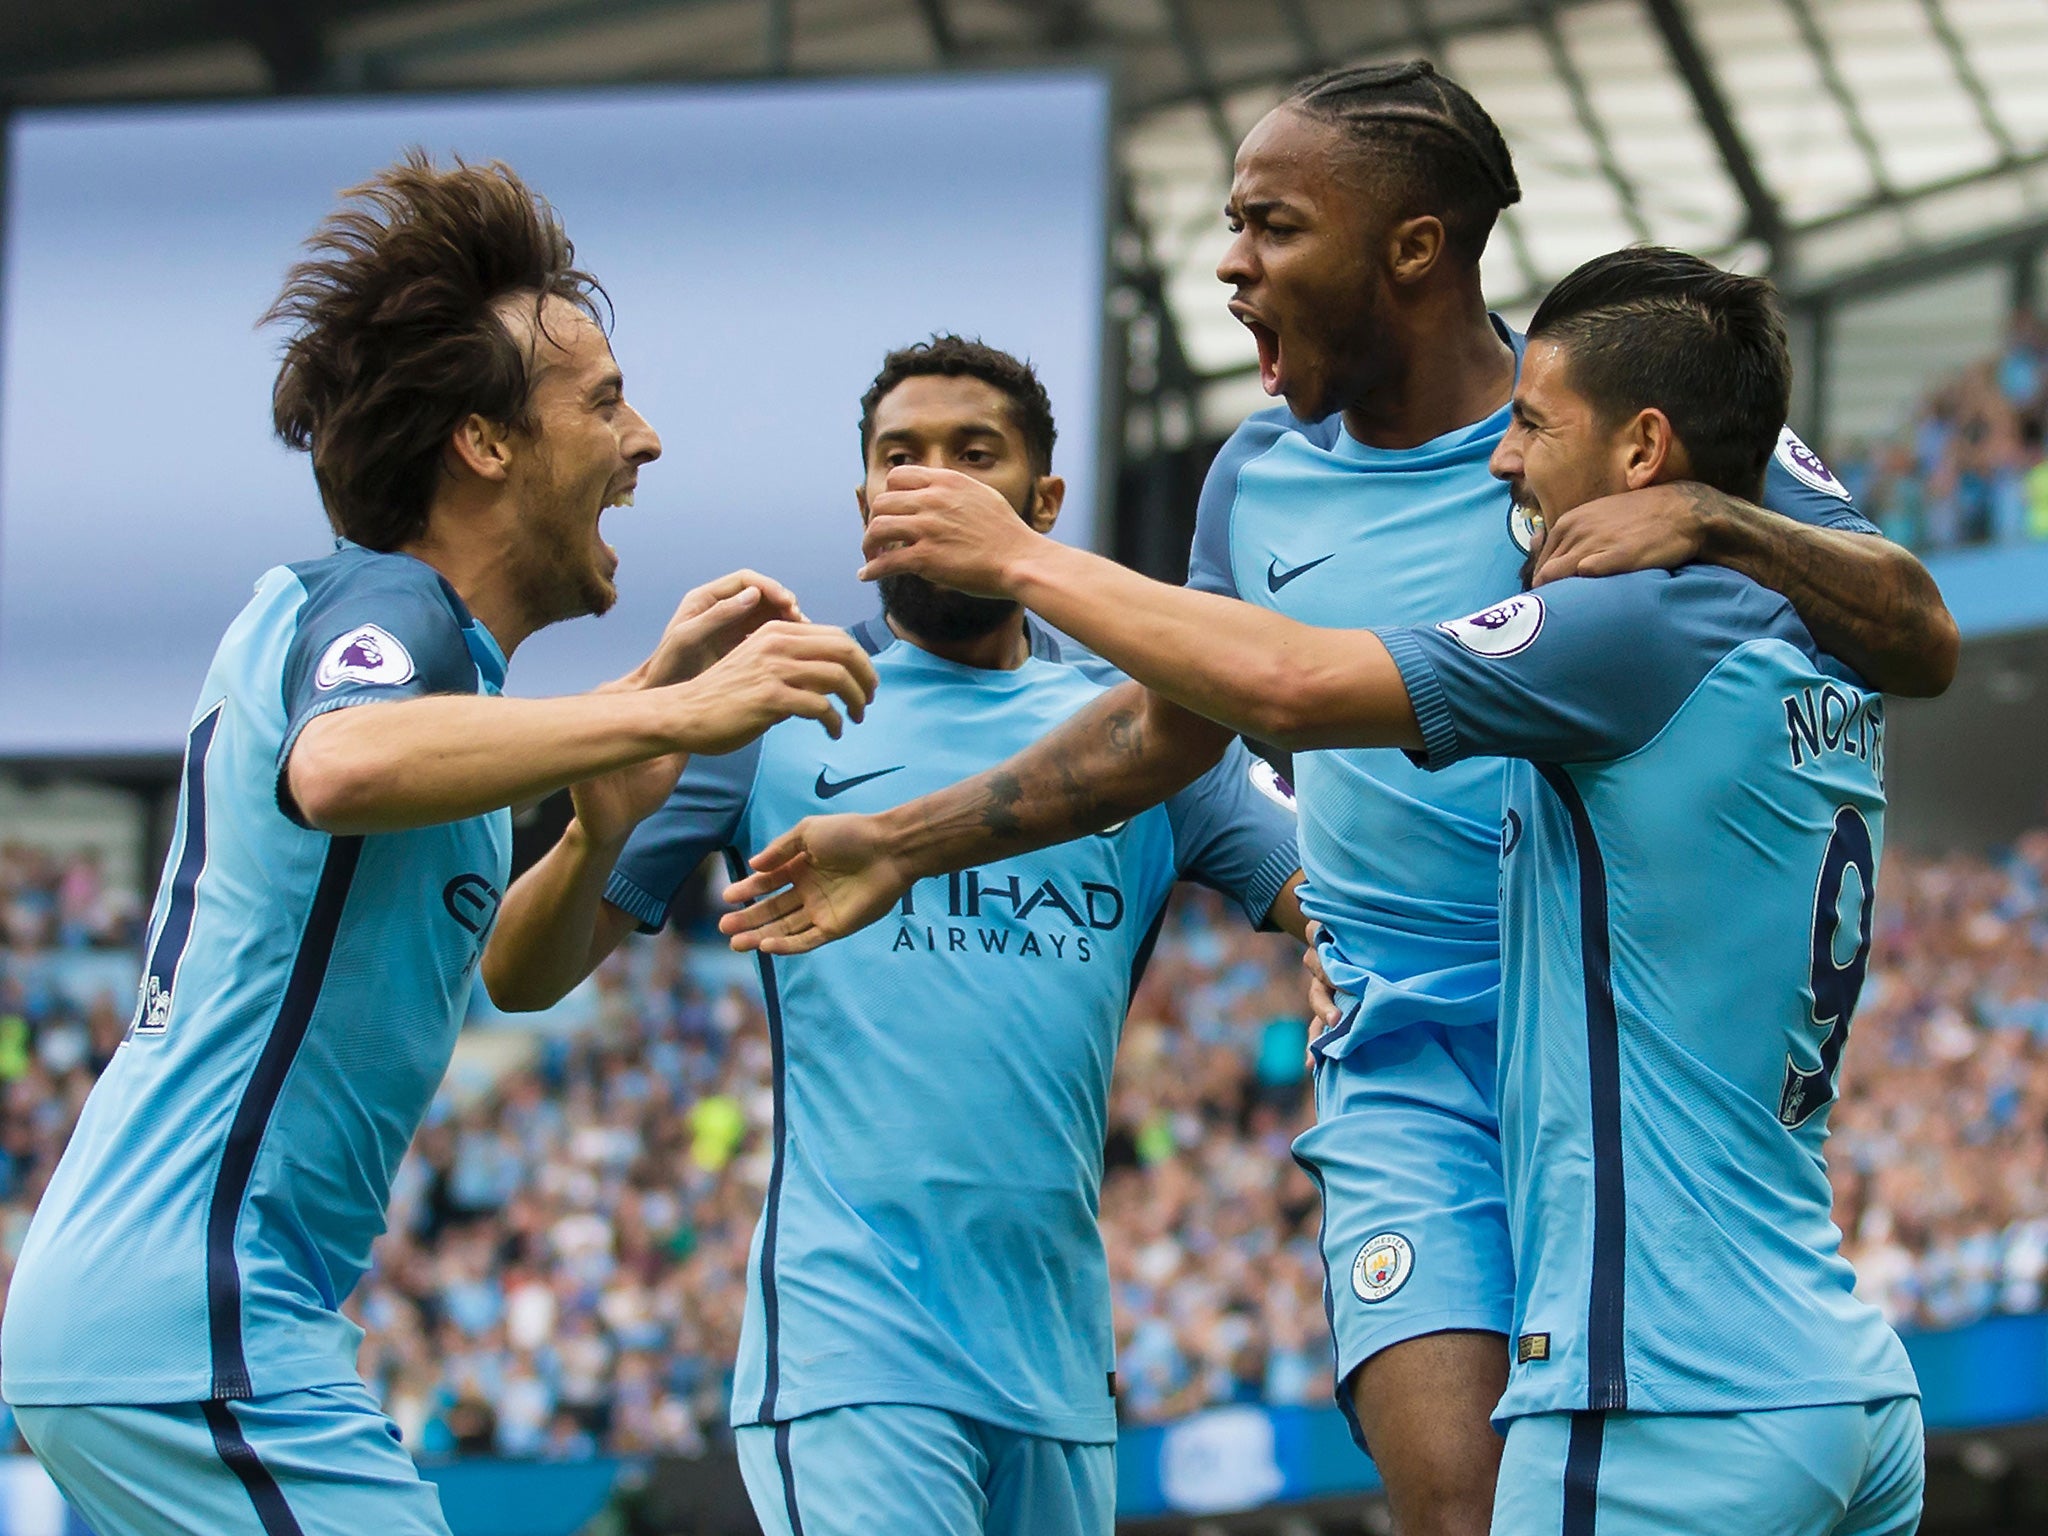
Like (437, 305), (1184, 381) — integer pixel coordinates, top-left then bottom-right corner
(1529, 482), (1959, 697)
(858, 466), (1423, 752)
(720, 681), (1236, 955)
(287, 620), (878, 836)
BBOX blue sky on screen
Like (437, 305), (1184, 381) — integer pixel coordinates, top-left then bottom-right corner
(0, 74), (1108, 753)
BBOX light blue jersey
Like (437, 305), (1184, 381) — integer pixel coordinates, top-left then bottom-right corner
(607, 617), (1299, 1445)
(1187, 321), (1878, 1053)
(1194, 319), (1887, 1423)
(1381, 565), (1917, 1422)
(3, 544), (511, 1408)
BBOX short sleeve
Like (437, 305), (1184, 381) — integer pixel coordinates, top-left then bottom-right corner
(1186, 412), (1299, 598)
(1163, 739), (1301, 927)
(1762, 427), (1880, 535)
(1380, 567), (1802, 770)
(276, 557), (482, 824)
(605, 742), (764, 933)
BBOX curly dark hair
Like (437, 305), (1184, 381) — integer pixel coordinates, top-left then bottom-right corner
(858, 336), (1057, 475)
(1284, 59), (1522, 265)
(265, 151), (607, 551)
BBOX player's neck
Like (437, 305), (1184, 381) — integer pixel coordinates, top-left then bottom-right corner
(1340, 296), (1515, 452)
(397, 528), (535, 657)
(886, 612), (1032, 671)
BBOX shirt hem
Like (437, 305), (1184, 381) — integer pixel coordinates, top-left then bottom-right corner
(1492, 1367), (1923, 1427)
(730, 1378), (1118, 1445)
(2, 1356), (362, 1407)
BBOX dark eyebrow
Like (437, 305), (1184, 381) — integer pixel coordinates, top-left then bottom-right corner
(1227, 197), (1298, 222)
(586, 366), (623, 402)
(1510, 397), (1540, 427)
(874, 421), (1008, 445)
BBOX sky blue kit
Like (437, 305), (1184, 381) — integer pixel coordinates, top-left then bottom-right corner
(1185, 317), (1883, 1433)
(3, 544), (511, 1535)
(608, 616), (1299, 1535)
(1382, 564), (1918, 1530)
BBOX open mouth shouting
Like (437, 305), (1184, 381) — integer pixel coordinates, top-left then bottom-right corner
(1232, 302), (1284, 396)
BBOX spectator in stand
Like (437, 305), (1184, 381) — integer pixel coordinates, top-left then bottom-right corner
(1835, 306), (2048, 553)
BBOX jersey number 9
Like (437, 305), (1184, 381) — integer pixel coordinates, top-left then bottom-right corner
(1779, 805), (1876, 1129)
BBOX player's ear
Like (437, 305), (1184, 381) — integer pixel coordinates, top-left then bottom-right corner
(1621, 408), (1679, 490)
(1387, 214), (1445, 287)
(1027, 475), (1065, 534)
(447, 414), (512, 484)
(856, 484), (872, 525)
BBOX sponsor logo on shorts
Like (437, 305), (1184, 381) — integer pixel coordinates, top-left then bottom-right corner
(1352, 1232), (1414, 1304)
(1438, 593), (1545, 658)
(315, 624), (416, 690)
(1517, 1332), (1551, 1364)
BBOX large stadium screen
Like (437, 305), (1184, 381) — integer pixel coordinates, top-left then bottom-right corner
(0, 74), (1110, 755)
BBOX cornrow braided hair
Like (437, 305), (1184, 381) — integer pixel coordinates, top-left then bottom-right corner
(1284, 59), (1522, 262)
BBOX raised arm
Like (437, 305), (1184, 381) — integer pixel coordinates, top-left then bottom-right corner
(288, 619), (876, 834)
(720, 682), (1236, 954)
(482, 813), (646, 1012)
(1529, 481), (1959, 697)
(851, 468), (1420, 752)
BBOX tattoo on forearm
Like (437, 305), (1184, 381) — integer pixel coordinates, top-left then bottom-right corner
(970, 704), (1152, 847)
(1706, 487), (1937, 692)
(980, 772), (1024, 839)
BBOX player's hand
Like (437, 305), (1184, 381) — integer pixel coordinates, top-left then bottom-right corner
(661, 622), (879, 756)
(617, 570), (807, 691)
(717, 813), (913, 955)
(858, 466), (1039, 597)
(1528, 482), (1717, 585)
(1302, 921), (1344, 1067)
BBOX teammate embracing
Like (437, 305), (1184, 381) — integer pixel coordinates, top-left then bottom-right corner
(0, 156), (873, 1536)
(851, 245), (1926, 1535)
(716, 64), (1955, 1535)
(483, 337), (1306, 1536)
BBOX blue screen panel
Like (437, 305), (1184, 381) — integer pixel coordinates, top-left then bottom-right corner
(0, 74), (1109, 753)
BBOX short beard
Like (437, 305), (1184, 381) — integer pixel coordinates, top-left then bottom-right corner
(878, 573), (1018, 642)
(513, 489), (615, 632)
(877, 483), (1034, 643)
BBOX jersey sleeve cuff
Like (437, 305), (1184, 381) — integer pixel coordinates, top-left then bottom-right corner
(1241, 837), (1300, 930)
(1376, 627), (1464, 771)
(273, 692), (403, 828)
(603, 870), (672, 935)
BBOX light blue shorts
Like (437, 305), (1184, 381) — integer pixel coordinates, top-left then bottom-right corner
(736, 1403), (1114, 1536)
(13, 1381), (449, 1536)
(1492, 1398), (1924, 1536)
(1291, 1016), (1515, 1436)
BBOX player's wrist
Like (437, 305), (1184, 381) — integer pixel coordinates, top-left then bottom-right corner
(1682, 482), (1753, 562)
(1002, 534), (1077, 605)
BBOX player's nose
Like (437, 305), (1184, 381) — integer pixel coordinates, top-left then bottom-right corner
(621, 401), (661, 465)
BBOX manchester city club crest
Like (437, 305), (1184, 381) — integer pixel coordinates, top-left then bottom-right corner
(1508, 498), (1542, 553)
(1352, 1232), (1414, 1304)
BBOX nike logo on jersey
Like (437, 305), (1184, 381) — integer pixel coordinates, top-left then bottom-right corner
(1266, 553), (1335, 592)
(815, 765), (906, 799)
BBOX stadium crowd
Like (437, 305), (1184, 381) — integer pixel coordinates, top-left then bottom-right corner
(4, 828), (2048, 1458)
(1833, 309), (2048, 552)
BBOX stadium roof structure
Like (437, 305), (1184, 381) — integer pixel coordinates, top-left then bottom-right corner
(7, 0), (2048, 439)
